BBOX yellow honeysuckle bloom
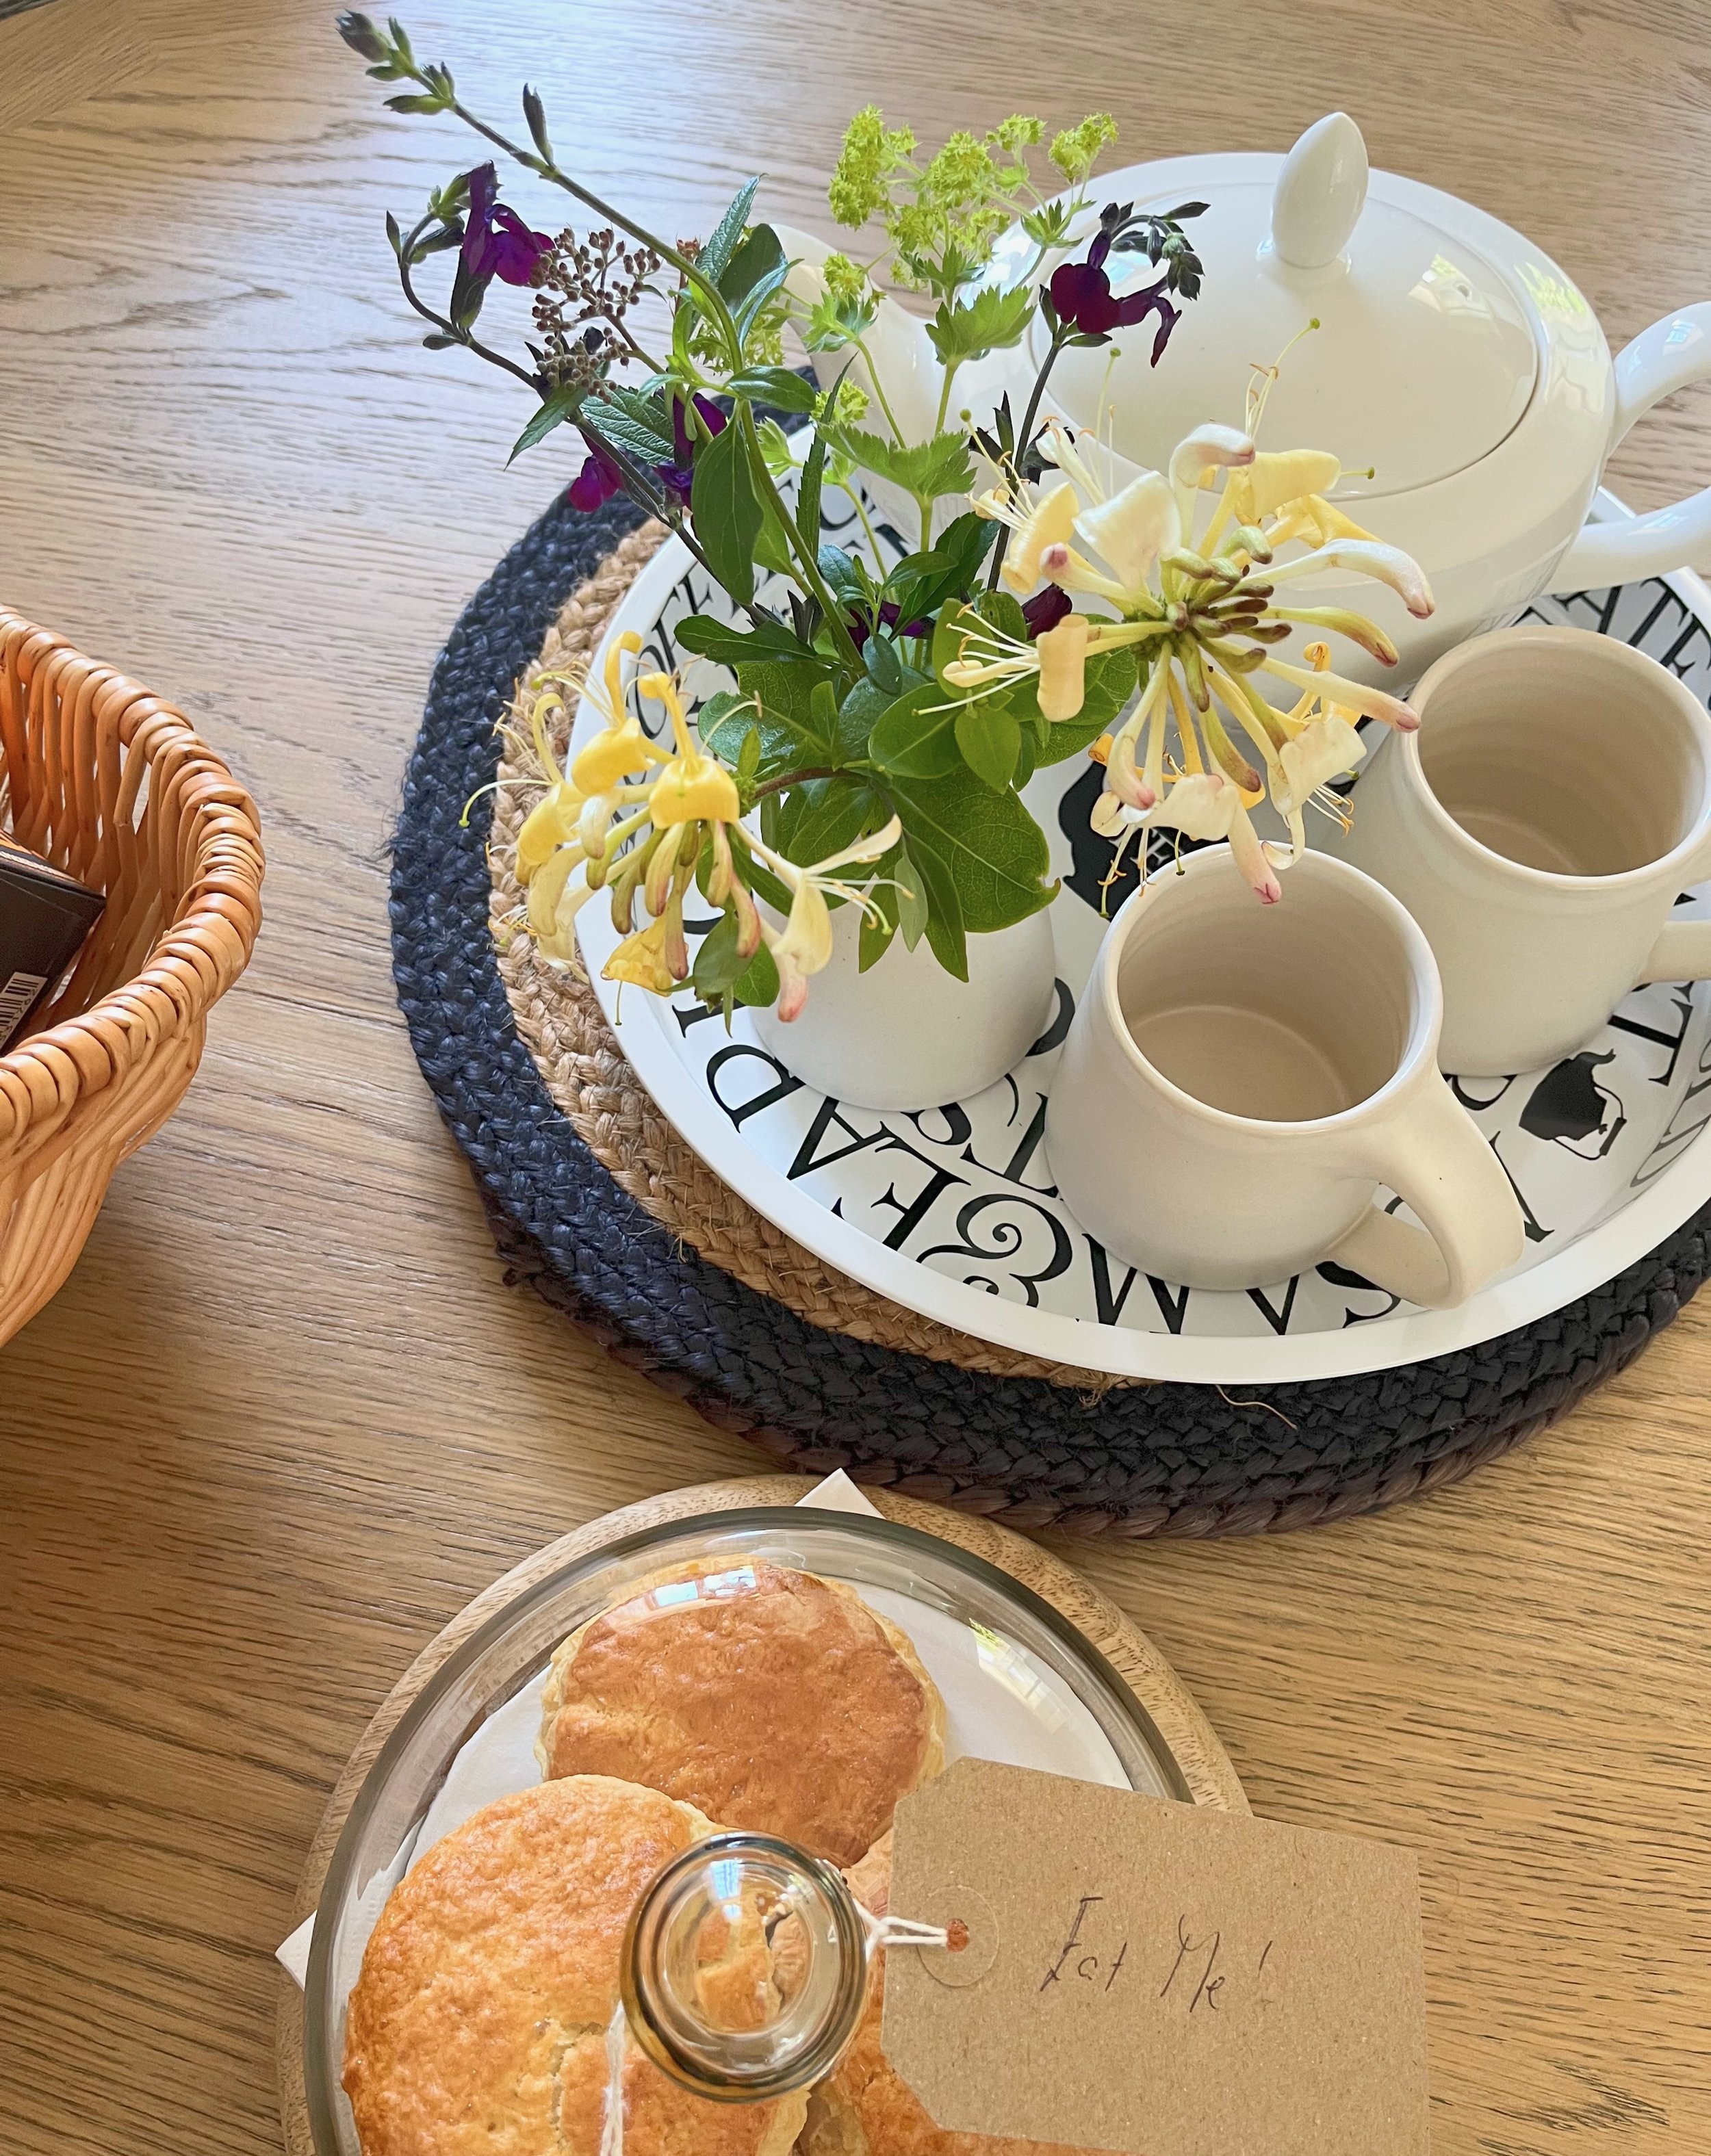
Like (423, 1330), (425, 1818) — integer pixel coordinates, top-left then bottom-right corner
(959, 402), (1433, 904)
(572, 716), (658, 793)
(517, 785), (584, 879)
(975, 479), (1079, 594)
(1036, 616), (1092, 721)
(602, 911), (680, 994)
(563, 629), (645, 781)
(750, 817), (904, 1022)
(639, 670), (741, 827)
(1222, 447), (1343, 524)
(526, 842), (593, 963)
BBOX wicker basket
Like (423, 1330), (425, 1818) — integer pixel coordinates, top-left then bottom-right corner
(0, 608), (264, 1347)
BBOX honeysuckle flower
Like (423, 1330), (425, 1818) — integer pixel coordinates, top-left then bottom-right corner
(953, 408), (1434, 902)
(976, 478), (1079, 593)
(604, 910), (682, 993)
(526, 839), (595, 963)
(462, 163), (551, 287)
(640, 671), (742, 826)
(749, 818), (905, 1022)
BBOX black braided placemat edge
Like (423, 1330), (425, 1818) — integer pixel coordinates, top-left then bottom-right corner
(389, 491), (1711, 1537)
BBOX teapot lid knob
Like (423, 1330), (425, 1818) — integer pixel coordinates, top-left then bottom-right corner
(1270, 112), (1369, 270)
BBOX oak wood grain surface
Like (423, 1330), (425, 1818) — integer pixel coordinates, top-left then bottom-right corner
(1, 2), (1707, 2151)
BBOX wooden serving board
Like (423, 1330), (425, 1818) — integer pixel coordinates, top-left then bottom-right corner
(275, 1477), (1247, 2155)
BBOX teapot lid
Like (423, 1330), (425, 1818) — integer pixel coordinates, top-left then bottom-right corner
(1043, 115), (1539, 499)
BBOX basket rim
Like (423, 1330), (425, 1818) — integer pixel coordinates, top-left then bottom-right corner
(0, 607), (264, 1149)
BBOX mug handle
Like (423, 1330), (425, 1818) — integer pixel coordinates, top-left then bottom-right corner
(1326, 1074), (1526, 1310)
(1547, 304), (1711, 592)
(1638, 918), (1711, 985)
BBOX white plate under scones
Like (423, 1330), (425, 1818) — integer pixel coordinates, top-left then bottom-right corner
(281, 1478), (1245, 2156)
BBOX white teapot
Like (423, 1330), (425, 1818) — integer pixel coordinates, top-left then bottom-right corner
(784, 115), (1711, 683)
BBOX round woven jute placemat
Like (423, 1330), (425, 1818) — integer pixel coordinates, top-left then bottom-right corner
(391, 491), (1711, 1535)
(274, 1477), (1247, 2156)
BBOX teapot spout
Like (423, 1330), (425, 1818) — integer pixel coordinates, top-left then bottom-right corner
(770, 222), (946, 444)
(1270, 112), (1368, 272)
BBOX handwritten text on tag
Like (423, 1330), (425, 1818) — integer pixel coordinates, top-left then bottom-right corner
(883, 1759), (1428, 2156)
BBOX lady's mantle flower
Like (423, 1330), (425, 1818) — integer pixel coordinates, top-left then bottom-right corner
(461, 163), (551, 287)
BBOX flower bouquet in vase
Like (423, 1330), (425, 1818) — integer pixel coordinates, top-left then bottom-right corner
(339, 14), (1433, 1114)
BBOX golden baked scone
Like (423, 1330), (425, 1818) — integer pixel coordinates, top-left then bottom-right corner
(802, 1834), (1083, 2156)
(537, 1558), (946, 1865)
(342, 1774), (806, 2156)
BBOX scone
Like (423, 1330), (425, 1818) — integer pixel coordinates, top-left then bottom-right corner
(342, 1774), (806, 2156)
(537, 1558), (946, 1865)
(802, 1835), (1083, 2156)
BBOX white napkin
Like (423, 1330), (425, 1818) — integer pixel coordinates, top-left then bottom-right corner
(276, 1473), (882, 1986)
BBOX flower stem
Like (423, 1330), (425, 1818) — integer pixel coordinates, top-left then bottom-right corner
(396, 218), (541, 389)
(733, 401), (865, 671)
(851, 333), (909, 445)
(987, 323), (1069, 588)
(411, 62), (747, 372)
(749, 765), (838, 802)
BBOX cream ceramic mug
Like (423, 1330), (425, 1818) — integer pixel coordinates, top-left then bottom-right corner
(1044, 848), (1525, 1305)
(1338, 624), (1711, 1076)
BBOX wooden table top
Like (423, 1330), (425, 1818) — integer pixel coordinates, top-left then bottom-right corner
(2, 1), (1708, 2149)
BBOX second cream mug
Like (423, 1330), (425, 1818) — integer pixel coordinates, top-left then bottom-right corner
(1044, 849), (1525, 1307)
(1337, 623), (1711, 1076)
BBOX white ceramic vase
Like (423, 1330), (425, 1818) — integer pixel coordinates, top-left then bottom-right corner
(752, 902), (1058, 1113)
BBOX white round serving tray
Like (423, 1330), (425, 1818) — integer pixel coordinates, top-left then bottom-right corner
(571, 488), (1711, 1383)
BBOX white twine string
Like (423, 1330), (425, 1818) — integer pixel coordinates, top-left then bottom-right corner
(598, 1995), (627, 2156)
(859, 1906), (953, 1953)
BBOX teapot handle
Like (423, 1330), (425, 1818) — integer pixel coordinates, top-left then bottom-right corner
(1548, 304), (1711, 592)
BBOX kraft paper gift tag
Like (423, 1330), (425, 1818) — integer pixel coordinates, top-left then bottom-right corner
(884, 1757), (1428, 2156)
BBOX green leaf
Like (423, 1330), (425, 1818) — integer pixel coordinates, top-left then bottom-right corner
(732, 939), (781, 1007)
(690, 421), (764, 608)
(734, 259), (792, 344)
(751, 504), (800, 581)
(695, 689), (755, 763)
(889, 770), (1055, 934)
(796, 432), (827, 551)
(824, 425), (974, 502)
(866, 634), (903, 694)
(725, 367), (818, 413)
(719, 223), (785, 306)
(955, 701), (1021, 792)
(858, 844), (901, 973)
(895, 839), (930, 951)
(509, 382), (583, 464)
(693, 907), (758, 999)
(924, 283), (1035, 368)
(735, 659), (842, 759)
(773, 775), (884, 863)
(867, 681), (962, 780)
(676, 614), (819, 668)
(581, 389), (673, 465)
(885, 512), (995, 623)
(700, 179), (761, 285)
(816, 545), (867, 608)
(902, 835), (968, 980)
